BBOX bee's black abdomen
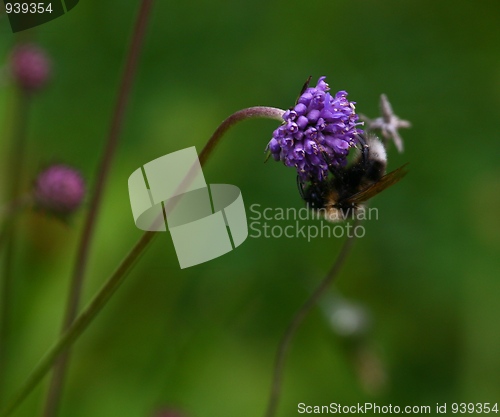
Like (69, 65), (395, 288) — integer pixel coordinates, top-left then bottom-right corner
(365, 159), (386, 182)
(302, 181), (328, 210)
(299, 135), (390, 212)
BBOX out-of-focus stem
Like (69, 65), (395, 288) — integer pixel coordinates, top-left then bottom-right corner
(264, 222), (359, 417)
(0, 91), (30, 404)
(0, 194), (33, 252)
(0, 105), (284, 417)
(41, 1), (156, 417)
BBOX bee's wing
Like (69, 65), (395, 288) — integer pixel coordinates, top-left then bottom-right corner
(345, 163), (409, 205)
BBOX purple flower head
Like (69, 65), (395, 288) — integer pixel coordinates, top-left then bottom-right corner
(9, 44), (51, 92)
(267, 76), (363, 182)
(34, 165), (85, 216)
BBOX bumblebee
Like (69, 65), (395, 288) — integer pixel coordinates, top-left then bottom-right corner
(298, 134), (408, 222)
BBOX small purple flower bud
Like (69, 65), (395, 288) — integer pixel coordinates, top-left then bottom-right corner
(281, 136), (294, 149)
(316, 118), (327, 132)
(296, 115), (309, 130)
(284, 109), (298, 121)
(308, 153), (323, 166)
(293, 130), (304, 141)
(324, 136), (348, 152)
(293, 143), (305, 159)
(268, 138), (280, 153)
(297, 91), (313, 106)
(34, 164), (85, 216)
(306, 109), (320, 124)
(285, 120), (298, 134)
(316, 76), (330, 92)
(304, 139), (317, 154)
(274, 126), (286, 138)
(335, 90), (348, 100)
(311, 91), (326, 109)
(294, 102), (308, 116)
(9, 44), (51, 93)
(322, 123), (339, 134)
(304, 127), (318, 141)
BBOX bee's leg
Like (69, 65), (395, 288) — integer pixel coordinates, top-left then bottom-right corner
(355, 133), (370, 167)
(297, 175), (306, 200)
(342, 134), (370, 188)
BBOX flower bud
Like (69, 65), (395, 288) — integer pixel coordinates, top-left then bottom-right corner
(34, 164), (85, 216)
(10, 43), (51, 92)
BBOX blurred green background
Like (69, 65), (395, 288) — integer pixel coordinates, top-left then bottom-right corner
(1, 0), (500, 416)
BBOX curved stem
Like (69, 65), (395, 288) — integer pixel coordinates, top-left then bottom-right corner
(0, 106), (285, 417)
(0, 90), (30, 404)
(264, 222), (359, 417)
(199, 106), (284, 165)
(41, 2), (156, 416)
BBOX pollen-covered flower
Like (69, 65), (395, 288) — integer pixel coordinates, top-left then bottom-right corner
(267, 76), (363, 182)
(9, 43), (51, 92)
(34, 164), (85, 216)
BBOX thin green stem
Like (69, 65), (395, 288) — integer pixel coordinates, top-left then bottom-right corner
(0, 90), (30, 404)
(0, 233), (155, 417)
(42, 1), (156, 416)
(0, 106), (284, 417)
(263, 221), (359, 417)
(0, 194), (33, 253)
(0, 194), (33, 219)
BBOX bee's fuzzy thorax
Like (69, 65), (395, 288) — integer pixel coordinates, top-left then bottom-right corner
(365, 135), (387, 165)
